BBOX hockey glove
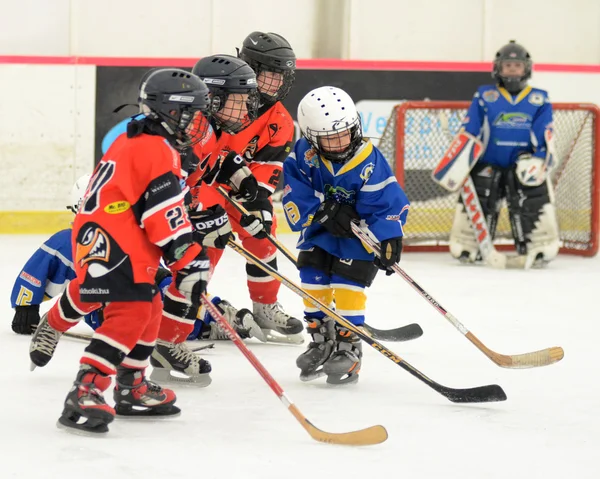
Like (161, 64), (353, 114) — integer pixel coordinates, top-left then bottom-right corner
(375, 237), (403, 275)
(515, 153), (547, 187)
(313, 199), (360, 238)
(12, 304), (40, 335)
(239, 188), (273, 239)
(174, 252), (210, 306)
(203, 150), (259, 202)
(189, 204), (233, 249)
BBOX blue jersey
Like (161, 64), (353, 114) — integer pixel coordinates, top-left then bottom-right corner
(462, 84), (554, 168)
(11, 229), (76, 308)
(283, 138), (409, 261)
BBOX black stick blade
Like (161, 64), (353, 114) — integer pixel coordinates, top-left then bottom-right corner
(363, 323), (424, 342)
(439, 384), (507, 403)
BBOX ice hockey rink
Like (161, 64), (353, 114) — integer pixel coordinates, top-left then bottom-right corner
(2, 233), (598, 479)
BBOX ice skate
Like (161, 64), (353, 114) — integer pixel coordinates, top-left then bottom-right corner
(202, 297), (267, 342)
(114, 366), (180, 418)
(296, 318), (336, 381)
(150, 339), (212, 387)
(253, 301), (304, 343)
(323, 325), (362, 386)
(29, 313), (63, 370)
(57, 364), (115, 435)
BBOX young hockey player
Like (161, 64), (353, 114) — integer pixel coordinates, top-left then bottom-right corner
(446, 40), (559, 266)
(29, 68), (213, 434)
(10, 175), (98, 335)
(282, 86), (409, 385)
(190, 37), (303, 341)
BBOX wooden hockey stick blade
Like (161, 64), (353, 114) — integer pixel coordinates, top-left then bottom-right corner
(466, 333), (564, 368)
(200, 294), (387, 445)
(362, 322), (424, 342)
(289, 404), (388, 446)
(227, 239), (506, 404)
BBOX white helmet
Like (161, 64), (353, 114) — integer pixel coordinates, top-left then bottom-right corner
(297, 86), (362, 163)
(67, 174), (92, 214)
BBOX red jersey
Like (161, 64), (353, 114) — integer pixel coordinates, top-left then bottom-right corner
(73, 132), (202, 302)
(215, 101), (294, 194)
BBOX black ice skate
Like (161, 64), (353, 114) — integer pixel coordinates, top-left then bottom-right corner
(150, 340), (212, 387)
(203, 297), (267, 342)
(296, 318), (336, 381)
(253, 301), (304, 343)
(323, 325), (362, 386)
(57, 364), (115, 435)
(113, 366), (180, 418)
(29, 313), (63, 370)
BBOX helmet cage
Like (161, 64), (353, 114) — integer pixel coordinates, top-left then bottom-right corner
(304, 116), (363, 164)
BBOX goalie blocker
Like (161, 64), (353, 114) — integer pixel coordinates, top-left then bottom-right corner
(449, 161), (559, 267)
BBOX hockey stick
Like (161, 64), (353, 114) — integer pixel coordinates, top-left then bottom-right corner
(217, 186), (423, 342)
(351, 222), (564, 369)
(226, 238), (506, 403)
(200, 293), (387, 446)
(64, 331), (215, 352)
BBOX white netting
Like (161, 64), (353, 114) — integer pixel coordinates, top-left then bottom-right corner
(378, 102), (599, 254)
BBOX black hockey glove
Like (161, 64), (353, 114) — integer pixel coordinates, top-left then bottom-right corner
(12, 304), (40, 335)
(239, 188), (273, 239)
(175, 252), (210, 306)
(375, 237), (403, 275)
(203, 150), (259, 202)
(313, 199), (360, 238)
(189, 204), (233, 249)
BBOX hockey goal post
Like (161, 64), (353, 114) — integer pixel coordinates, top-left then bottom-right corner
(377, 101), (600, 256)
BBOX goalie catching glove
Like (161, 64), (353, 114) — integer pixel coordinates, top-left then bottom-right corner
(374, 237), (403, 275)
(189, 204), (233, 249)
(203, 150), (259, 202)
(313, 199), (360, 238)
(240, 188), (273, 239)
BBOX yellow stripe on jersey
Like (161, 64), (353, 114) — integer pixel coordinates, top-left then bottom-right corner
(320, 140), (374, 177)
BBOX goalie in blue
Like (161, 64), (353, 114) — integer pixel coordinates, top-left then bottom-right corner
(283, 86), (409, 386)
(449, 40), (560, 267)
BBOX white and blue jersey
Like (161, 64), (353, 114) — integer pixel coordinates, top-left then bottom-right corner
(462, 84), (554, 168)
(283, 138), (409, 260)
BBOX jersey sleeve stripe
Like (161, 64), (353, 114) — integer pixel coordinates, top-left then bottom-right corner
(361, 176), (398, 192)
(154, 225), (193, 248)
(39, 244), (74, 269)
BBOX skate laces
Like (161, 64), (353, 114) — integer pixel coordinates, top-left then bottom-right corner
(171, 342), (201, 366)
(33, 323), (62, 356)
(264, 302), (292, 326)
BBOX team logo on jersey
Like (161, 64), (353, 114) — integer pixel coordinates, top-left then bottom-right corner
(75, 223), (128, 279)
(324, 185), (355, 204)
(104, 200), (130, 214)
(493, 112), (532, 129)
(304, 148), (320, 168)
(242, 135), (260, 160)
(359, 162), (375, 181)
(482, 90), (500, 102)
(528, 93), (544, 106)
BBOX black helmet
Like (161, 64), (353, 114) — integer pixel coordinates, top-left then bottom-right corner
(238, 31), (296, 103)
(138, 68), (211, 148)
(492, 40), (532, 94)
(192, 55), (259, 134)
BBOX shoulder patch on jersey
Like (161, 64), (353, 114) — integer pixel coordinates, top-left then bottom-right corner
(268, 123), (279, 138)
(359, 162), (375, 181)
(304, 148), (320, 168)
(528, 92), (545, 106)
(19, 271), (41, 287)
(482, 90), (499, 102)
(242, 135), (260, 160)
(104, 200), (130, 214)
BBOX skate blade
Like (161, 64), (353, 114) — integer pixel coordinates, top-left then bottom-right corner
(30, 361), (37, 372)
(264, 330), (304, 345)
(115, 404), (181, 420)
(326, 373), (360, 386)
(56, 416), (109, 436)
(299, 368), (326, 382)
(149, 368), (212, 388)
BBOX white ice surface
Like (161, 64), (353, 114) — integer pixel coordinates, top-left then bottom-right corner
(1, 234), (598, 479)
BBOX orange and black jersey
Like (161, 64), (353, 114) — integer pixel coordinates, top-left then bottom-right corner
(215, 101), (294, 194)
(73, 133), (202, 302)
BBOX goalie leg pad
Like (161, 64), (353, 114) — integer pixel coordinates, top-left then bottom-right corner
(505, 173), (559, 262)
